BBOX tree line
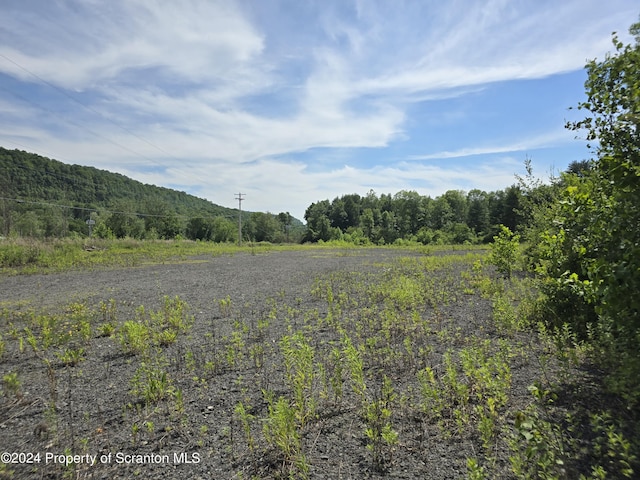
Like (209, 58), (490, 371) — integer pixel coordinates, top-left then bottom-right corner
(302, 185), (529, 245)
(0, 148), (303, 242)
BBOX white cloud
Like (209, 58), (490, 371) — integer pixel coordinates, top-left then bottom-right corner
(408, 130), (575, 160)
(0, 0), (265, 90)
(0, 0), (637, 220)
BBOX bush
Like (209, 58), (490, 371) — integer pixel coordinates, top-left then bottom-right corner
(0, 239), (41, 267)
(527, 21), (640, 404)
(489, 225), (520, 279)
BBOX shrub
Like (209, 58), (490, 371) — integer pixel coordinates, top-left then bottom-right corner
(489, 225), (520, 279)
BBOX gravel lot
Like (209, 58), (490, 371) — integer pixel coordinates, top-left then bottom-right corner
(0, 247), (548, 479)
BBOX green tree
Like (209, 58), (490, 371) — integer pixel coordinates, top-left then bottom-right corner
(186, 217), (214, 240)
(431, 196), (454, 230)
(531, 20), (640, 403)
(393, 190), (423, 237)
(501, 186), (522, 232)
(360, 208), (377, 242)
(276, 212), (293, 242)
(247, 212), (282, 243)
(379, 210), (397, 244)
(329, 198), (349, 231)
(442, 190), (468, 224)
(467, 189), (490, 235)
(106, 202), (145, 239)
(342, 194), (362, 229)
(566, 22), (640, 333)
(143, 200), (181, 239)
(304, 200), (332, 242)
(211, 216), (237, 243)
(14, 210), (41, 237)
(489, 225), (520, 279)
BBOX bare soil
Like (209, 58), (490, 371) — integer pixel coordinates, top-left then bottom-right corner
(0, 248), (577, 479)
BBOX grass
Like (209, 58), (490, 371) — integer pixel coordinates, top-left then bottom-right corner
(0, 237), (275, 274)
(0, 236), (490, 275)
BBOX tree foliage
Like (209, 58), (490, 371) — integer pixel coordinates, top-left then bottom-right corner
(302, 187), (527, 245)
(529, 21), (640, 403)
(0, 148), (303, 242)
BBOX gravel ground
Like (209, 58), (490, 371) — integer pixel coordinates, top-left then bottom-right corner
(0, 247), (552, 479)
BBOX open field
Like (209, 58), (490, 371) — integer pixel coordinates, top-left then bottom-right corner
(0, 246), (632, 479)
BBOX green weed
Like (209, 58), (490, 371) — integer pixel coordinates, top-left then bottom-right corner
(130, 354), (174, 405)
(118, 320), (150, 355)
(234, 401), (256, 454)
(363, 375), (398, 471)
(280, 331), (317, 426)
(2, 371), (22, 399)
(56, 347), (86, 366)
(262, 395), (309, 479)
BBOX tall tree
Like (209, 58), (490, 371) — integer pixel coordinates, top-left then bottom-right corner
(466, 189), (490, 235)
(304, 200), (332, 242)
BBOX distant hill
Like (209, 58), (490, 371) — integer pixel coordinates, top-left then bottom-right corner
(0, 147), (236, 216)
(0, 147), (301, 241)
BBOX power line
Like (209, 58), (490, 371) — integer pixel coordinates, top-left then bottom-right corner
(0, 51), (180, 164)
(1, 194), (298, 241)
(0, 195), (183, 219)
(0, 84), (167, 169)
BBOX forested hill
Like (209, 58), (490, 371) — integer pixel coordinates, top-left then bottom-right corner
(0, 147), (235, 218)
(0, 147), (301, 242)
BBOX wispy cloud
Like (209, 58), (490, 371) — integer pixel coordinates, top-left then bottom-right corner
(1, 1), (265, 89)
(0, 0), (636, 219)
(408, 130), (574, 161)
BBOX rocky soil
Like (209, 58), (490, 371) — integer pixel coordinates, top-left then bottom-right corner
(0, 248), (562, 479)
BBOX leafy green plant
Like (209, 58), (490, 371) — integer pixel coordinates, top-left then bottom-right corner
(363, 375), (398, 471)
(489, 225), (520, 279)
(417, 365), (445, 422)
(327, 346), (344, 406)
(118, 320), (150, 355)
(588, 412), (637, 479)
(218, 295), (233, 317)
(155, 295), (193, 333)
(262, 395), (309, 478)
(130, 355), (174, 405)
(56, 347), (86, 366)
(2, 371), (22, 399)
(155, 328), (178, 346)
(97, 321), (116, 337)
(234, 401), (256, 454)
(492, 292), (520, 334)
(466, 457), (487, 480)
(99, 298), (117, 323)
(508, 384), (566, 479)
(171, 388), (185, 417)
(280, 331), (317, 426)
(342, 333), (366, 406)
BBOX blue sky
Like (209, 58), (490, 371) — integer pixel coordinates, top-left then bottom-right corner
(0, 1), (637, 221)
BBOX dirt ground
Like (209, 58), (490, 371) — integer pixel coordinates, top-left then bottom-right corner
(0, 248), (560, 479)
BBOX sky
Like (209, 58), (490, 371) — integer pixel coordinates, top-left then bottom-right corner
(0, 1), (638, 221)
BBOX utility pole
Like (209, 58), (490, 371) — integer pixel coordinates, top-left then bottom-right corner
(235, 192), (245, 246)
